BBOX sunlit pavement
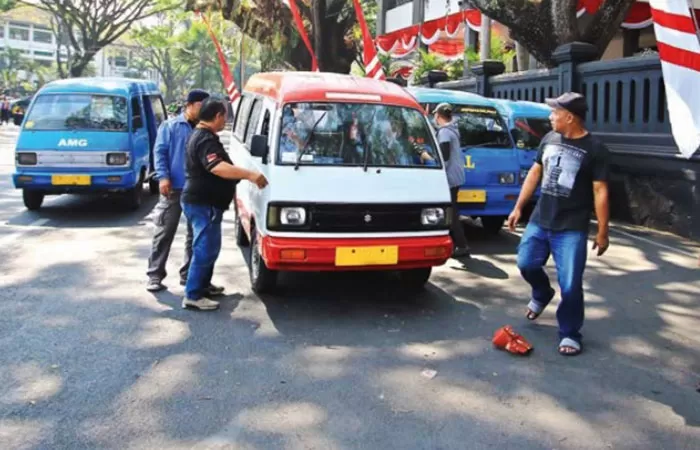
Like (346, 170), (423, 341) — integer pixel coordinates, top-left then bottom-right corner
(1, 129), (699, 449)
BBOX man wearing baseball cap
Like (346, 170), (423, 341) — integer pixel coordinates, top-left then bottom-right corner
(507, 92), (611, 356)
(146, 89), (224, 296)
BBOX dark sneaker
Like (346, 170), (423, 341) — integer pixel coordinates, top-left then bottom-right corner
(452, 247), (471, 259)
(205, 284), (225, 297)
(146, 280), (166, 292)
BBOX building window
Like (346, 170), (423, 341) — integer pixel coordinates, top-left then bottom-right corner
(387, 0), (412, 9)
(33, 50), (54, 58)
(33, 30), (53, 44)
(37, 59), (53, 68)
(114, 55), (127, 67)
(9, 26), (30, 41)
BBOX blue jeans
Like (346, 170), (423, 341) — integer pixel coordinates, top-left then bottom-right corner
(517, 222), (588, 342)
(181, 202), (223, 300)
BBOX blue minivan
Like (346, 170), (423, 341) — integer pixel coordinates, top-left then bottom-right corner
(490, 99), (552, 188)
(13, 78), (167, 210)
(407, 87), (522, 234)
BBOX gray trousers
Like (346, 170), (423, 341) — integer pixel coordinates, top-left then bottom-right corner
(450, 187), (469, 249)
(146, 191), (193, 283)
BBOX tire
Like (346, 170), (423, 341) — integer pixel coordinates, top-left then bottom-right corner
(249, 227), (277, 294)
(23, 190), (44, 211)
(235, 210), (250, 246)
(125, 174), (144, 210)
(148, 177), (159, 195)
(481, 216), (506, 235)
(397, 267), (432, 291)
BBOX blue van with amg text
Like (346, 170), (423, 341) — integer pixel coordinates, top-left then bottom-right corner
(13, 78), (167, 210)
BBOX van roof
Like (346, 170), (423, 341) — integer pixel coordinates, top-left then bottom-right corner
(489, 98), (552, 118)
(406, 87), (497, 108)
(244, 72), (422, 109)
(37, 77), (161, 97)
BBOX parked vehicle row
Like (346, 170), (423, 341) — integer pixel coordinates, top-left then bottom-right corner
(10, 73), (552, 293)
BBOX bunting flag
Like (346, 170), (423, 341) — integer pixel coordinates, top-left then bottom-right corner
(286, 0), (319, 72)
(352, 0), (385, 80)
(196, 10), (241, 103)
(648, 0), (700, 158)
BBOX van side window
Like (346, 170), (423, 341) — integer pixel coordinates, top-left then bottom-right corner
(245, 100), (263, 146)
(131, 97), (143, 129)
(234, 96), (252, 141)
(150, 95), (166, 126)
(260, 110), (271, 137)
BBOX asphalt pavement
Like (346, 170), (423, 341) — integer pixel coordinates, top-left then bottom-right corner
(0, 124), (699, 450)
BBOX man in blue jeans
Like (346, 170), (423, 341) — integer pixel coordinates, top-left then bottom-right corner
(507, 92), (610, 356)
(181, 99), (268, 311)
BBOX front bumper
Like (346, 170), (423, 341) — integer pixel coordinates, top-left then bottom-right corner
(261, 234), (453, 271)
(13, 170), (139, 193)
(457, 186), (521, 217)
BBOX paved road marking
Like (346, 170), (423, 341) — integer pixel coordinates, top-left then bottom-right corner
(0, 218), (51, 246)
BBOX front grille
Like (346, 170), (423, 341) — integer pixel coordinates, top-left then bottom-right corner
(270, 203), (450, 233)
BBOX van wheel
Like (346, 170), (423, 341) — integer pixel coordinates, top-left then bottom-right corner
(249, 227), (277, 294)
(148, 177), (159, 195)
(235, 211), (249, 246)
(125, 175), (144, 210)
(481, 216), (506, 235)
(23, 190), (44, 211)
(397, 267), (432, 291)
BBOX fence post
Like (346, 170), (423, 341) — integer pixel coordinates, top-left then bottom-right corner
(551, 42), (598, 94)
(471, 61), (505, 97)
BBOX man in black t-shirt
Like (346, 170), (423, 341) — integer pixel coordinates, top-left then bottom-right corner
(507, 92), (610, 356)
(181, 99), (268, 311)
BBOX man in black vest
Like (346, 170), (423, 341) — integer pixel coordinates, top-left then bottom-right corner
(181, 99), (268, 311)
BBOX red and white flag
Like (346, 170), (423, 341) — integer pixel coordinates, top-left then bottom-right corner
(284, 0), (319, 72)
(352, 0), (386, 80)
(197, 11), (241, 103)
(649, 0), (700, 158)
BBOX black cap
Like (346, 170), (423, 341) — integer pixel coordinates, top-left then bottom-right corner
(435, 102), (453, 117)
(545, 92), (587, 119)
(186, 89), (210, 104)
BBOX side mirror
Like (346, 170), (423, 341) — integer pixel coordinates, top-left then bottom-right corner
(250, 134), (269, 163)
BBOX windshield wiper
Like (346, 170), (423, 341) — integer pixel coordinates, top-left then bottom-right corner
(463, 141), (509, 149)
(294, 112), (327, 171)
(362, 109), (378, 172)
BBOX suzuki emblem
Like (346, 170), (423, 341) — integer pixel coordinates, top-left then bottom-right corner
(364, 214), (372, 223)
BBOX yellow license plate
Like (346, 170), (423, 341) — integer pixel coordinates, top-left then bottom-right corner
(335, 246), (399, 267)
(457, 190), (486, 203)
(51, 175), (91, 186)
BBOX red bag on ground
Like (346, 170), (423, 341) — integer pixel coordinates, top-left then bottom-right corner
(493, 325), (533, 355)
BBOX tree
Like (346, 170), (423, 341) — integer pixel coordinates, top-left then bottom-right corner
(470, 0), (636, 67)
(186, 0), (359, 73)
(0, 0), (17, 12)
(30, 0), (177, 78)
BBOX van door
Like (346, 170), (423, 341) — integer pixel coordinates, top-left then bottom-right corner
(130, 96), (149, 184)
(142, 95), (166, 178)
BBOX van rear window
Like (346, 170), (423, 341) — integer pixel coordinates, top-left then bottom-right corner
(24, 94), (128, 132)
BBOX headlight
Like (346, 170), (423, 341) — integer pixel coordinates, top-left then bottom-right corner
(499, 172), (516, 184)
(519, 169), (529, 183)
(421, 208), (446, 226)
(280, 207), (306, 225)
(106, 152), (129, 165)
(17, 152), (37, 165)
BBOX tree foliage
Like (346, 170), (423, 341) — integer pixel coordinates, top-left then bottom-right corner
(470, 0), (636, 66)
(30, 0), (178, 78)
(186, 0), (359, 73)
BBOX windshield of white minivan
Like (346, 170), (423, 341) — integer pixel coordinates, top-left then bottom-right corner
(512, 117), (552, 149)
(24, 94), (128, 132)
(278, 102), (441, 168)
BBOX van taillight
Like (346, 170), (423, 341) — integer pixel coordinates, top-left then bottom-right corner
(17, 152), (37, 165)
